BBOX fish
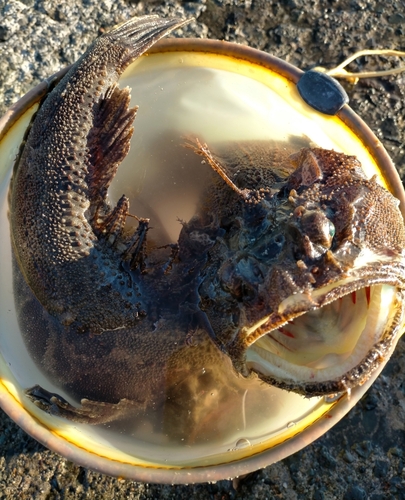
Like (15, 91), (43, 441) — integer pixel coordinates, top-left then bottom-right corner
(8, 15), (405, 426)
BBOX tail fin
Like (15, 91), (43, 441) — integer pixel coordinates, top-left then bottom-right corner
(103, 15), (190, 69)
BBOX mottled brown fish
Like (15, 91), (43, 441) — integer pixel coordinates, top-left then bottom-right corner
(8, 16), (405, 426)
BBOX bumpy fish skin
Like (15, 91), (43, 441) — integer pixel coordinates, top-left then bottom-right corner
(10, 16), (203, 423)
(10, 16), (189, 336)
(8, 17), (405, 424)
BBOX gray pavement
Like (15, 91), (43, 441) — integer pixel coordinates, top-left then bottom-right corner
(0, 0), (405, 498)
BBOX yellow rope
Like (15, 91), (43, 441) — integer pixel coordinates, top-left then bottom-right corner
(313, 49), (405, 83)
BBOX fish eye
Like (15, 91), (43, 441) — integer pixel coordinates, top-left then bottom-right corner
(327, 219), (336, 238)
(301, 210), (335, 248)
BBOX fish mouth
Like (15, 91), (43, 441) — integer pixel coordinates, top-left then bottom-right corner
(243, 281), (405, 396)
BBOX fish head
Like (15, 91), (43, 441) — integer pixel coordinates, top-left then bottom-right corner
(197, 146), (405, 396)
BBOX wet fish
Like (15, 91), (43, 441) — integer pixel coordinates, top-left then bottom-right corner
(8, 16), (405, 425)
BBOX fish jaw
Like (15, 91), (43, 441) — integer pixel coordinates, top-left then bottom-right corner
(229, 267), (405, 396)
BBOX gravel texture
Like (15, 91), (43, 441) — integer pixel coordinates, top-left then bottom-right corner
(1, 0), (405, 498)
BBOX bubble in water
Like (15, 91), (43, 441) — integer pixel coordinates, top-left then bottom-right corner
(235, 438), (251, 449)
(324, 393), (344, 404)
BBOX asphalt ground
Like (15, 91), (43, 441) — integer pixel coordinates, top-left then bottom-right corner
(0, 0), (404, 498)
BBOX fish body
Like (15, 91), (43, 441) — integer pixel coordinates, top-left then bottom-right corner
(8, 16), (405, 424)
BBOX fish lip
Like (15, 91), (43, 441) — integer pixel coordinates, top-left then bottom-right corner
(246, 269), (405, 347)
(227, 266), (405, 396)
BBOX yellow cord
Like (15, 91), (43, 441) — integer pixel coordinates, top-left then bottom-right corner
(313, 49), (405, 84)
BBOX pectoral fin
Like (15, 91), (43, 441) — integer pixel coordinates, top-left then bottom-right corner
(26, 385), (141, 425)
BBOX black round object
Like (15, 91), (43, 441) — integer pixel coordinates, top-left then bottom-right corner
(297, 70), (349, 115)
